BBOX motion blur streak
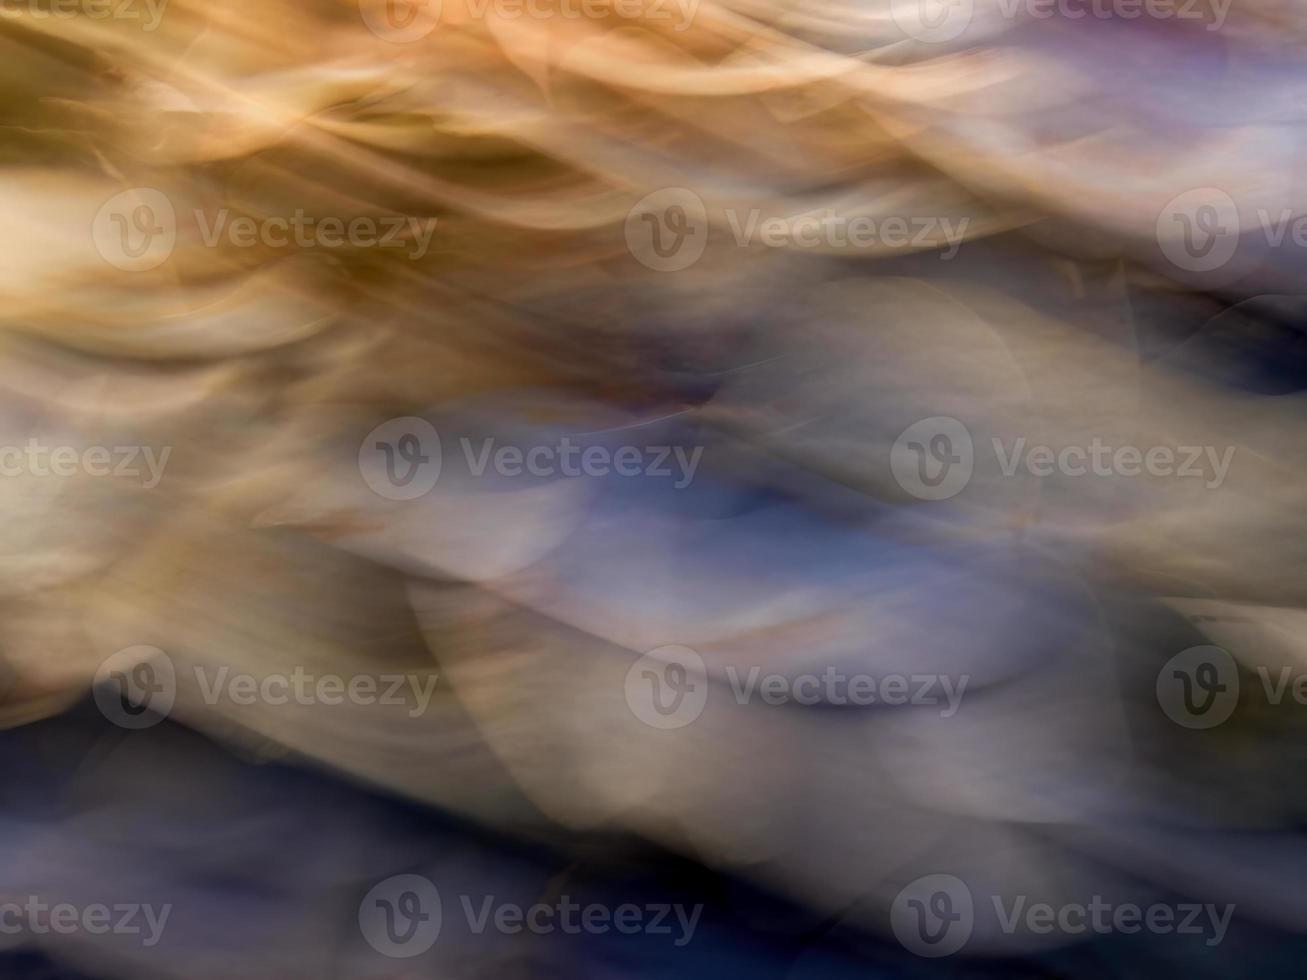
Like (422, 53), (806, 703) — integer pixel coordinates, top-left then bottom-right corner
(0, 0), (1303, 977)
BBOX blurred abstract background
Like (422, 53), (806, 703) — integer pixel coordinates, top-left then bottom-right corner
(0, 0), (1305, 975)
